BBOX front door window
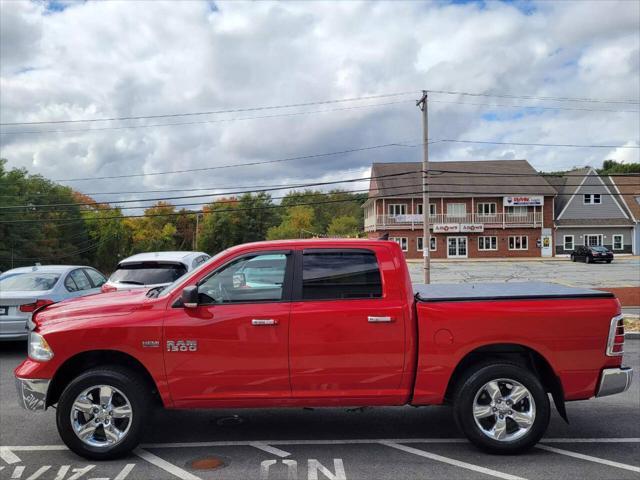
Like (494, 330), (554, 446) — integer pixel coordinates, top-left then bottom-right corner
(447, 237), (468, 258)
(585, 235), (602, 247)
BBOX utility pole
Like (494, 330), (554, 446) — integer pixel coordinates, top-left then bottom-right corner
(417, 90), (430, 284)
(194, 213), (200, 250)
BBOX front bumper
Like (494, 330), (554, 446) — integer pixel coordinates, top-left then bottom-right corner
(15, 377), (50, 411)
(596, 367), (633, 397)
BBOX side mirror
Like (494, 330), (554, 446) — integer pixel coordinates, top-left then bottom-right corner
(181, 286), (199, 308)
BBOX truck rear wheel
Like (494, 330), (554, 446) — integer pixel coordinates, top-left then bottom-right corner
(453, 363), (550, 454)
(56, 367), (150, 460)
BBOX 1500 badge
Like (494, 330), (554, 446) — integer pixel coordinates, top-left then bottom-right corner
(166, 340), (198, 352)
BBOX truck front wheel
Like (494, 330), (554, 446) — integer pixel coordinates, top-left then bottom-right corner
(56, 367), (150, 460)
(453, 363), (550, 454)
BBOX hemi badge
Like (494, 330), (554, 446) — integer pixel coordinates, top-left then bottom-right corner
(142, 340), (160, 348)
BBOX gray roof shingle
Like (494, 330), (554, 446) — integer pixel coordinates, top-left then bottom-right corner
(369, 160), (557, 198)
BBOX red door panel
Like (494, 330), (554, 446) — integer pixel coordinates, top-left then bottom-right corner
(289, 247), (407, 403)
(164, 303), (291, 407)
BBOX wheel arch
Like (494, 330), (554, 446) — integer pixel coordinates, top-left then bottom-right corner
(445, 343), (568, 423)
(47, 350), (164, 408)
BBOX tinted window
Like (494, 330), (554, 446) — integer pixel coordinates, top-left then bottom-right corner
(85, 269), (106, 287)
(198, 253), (287, 304)
(110, 263), (188, 285)
(591, 246), (609, 252)
(0, 273), (60, 292)
(70, 270), (92, 291)
(302, 251), (382, 300)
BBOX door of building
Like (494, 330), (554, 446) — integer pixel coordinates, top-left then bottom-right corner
(585, 234), (603, 247)
(447, 236), (468, 258)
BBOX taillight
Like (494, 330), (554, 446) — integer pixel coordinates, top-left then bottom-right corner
(606, 314), (625, 356)
(101, 284), (117, 293)
(19, 299), (54, 313)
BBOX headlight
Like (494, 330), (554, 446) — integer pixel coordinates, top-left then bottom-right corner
(28, 332), (54, 362)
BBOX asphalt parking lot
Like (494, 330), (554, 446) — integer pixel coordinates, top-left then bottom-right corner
(407, 257), (640, 289)
(1, 338), (638, 480)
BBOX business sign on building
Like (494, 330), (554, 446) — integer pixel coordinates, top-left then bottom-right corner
(461, 223), (484, 233)
(433, 224), (460, 233)
(503, 195), (544, 206)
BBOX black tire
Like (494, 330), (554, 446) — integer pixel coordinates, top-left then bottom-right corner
(606, 260), (612, 264)
(570, 254), (575, 262)
(586, 255), (592, 263)
(56, 367), (151, 460)
(452, 362), (550, 454)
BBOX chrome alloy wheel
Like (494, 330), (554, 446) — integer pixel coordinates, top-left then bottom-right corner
(70, 385), (133, 448)
(472, 378), (536, 442)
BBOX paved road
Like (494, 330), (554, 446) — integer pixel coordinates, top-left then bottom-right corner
(408, 257), (640, 289)
(1, 341), (638, 480)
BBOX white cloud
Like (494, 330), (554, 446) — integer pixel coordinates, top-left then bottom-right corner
(0, 0), (638, 203)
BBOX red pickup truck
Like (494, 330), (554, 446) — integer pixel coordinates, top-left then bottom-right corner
(15, 239), (632, 460)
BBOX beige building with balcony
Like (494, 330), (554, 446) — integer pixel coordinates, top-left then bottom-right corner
(363, 160), (557, 259)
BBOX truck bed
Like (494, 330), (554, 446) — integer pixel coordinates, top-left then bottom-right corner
(414, 281), (614, 302)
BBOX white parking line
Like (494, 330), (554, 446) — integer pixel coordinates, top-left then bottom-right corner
(4, 437), (640, 451)
(537, 445), (640, 473)
(380, 441), (527, 480)
(250, 442), (292, 458)
(0, 447), (21, 464)
(133, 448), (201, 480)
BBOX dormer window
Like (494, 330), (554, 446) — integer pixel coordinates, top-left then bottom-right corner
(584, 194), (601, 205)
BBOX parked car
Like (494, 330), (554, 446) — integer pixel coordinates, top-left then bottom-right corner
(570, 245), (614, 263)
(0, 265), (107, 341)
(101, 251), (210, 293)
(15, 239), (631, 459)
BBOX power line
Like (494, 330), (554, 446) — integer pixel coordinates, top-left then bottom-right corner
(0, 170), (414, 210)
(4, 167), (638, 212)
(50, 141), (419, 182)
(0, 91), (419, 126)
(430, 99), (640, 114)
(2, 183), (638, 223)
(0, 100), (412, 136)
(0, 190), (407, 224)
(435, 139), (640, 149)
(428, 89), (640, 105)
(42, 139), (638, 183)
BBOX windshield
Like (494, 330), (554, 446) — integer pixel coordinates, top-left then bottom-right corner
(0, 272), (60, 291)
(109, 263), (187, 285)
(158, 250), (226, 298)
(591, 246), (609, 252)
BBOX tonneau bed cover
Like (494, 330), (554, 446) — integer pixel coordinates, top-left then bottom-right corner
(415, 282), (614, 302)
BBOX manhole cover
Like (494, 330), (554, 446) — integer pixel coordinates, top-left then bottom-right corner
(189, 456), (226, 470)
(216, 415), (244, 426)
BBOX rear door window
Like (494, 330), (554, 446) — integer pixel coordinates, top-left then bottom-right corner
(84, 268), (107, 288)
(301, 250), (383, 300)
(70, 269), (92, 291)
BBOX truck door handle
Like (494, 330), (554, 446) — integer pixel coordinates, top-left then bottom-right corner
(368, 316), (393, 323)
(251, 319), (278, 326)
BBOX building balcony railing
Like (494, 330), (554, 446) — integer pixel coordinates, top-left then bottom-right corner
(364, 212), (544, 231)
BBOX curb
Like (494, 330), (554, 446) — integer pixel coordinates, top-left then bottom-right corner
(626, 332), (640, 340)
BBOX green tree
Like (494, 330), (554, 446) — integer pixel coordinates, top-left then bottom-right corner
(266, 205), (315, 240)
(198, 198), (242, 254)
(0, 159), (91, 270)
(125, 202), (178, 253)
(82, 206), (132, 274)
(281, 189), (366, 233)
(599, 159), (640, 174)
(327, 215), (360, 237)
